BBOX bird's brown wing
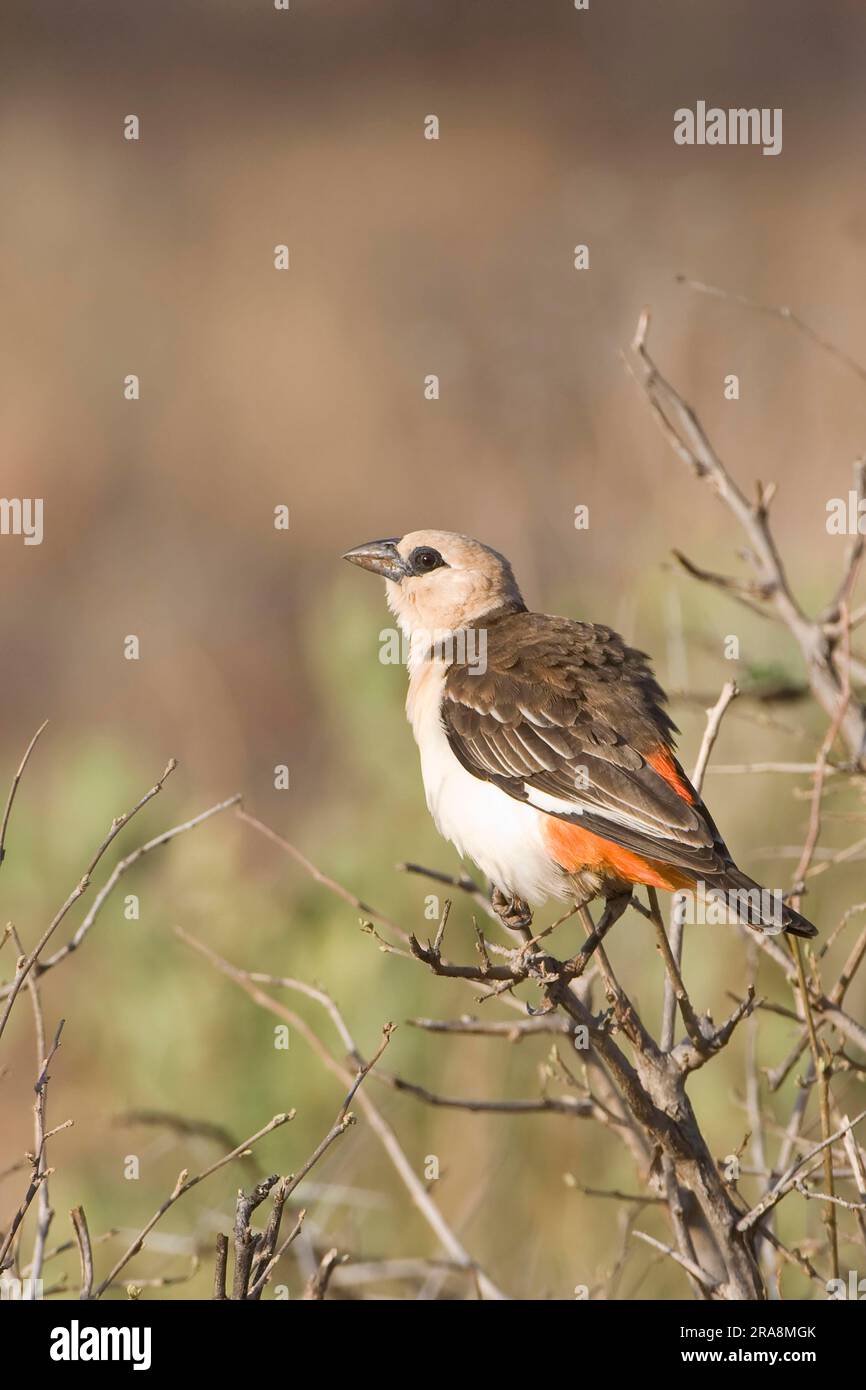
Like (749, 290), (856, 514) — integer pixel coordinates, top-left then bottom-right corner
(442, 612), (731, 880)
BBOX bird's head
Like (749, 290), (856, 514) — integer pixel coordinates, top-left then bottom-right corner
(342, 530), (525, 638)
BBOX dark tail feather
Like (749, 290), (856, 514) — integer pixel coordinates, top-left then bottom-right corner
(711, 868), (818, 940)
(781, 904), (819, 939)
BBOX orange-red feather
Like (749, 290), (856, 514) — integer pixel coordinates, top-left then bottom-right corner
(542, 743), (697, 890)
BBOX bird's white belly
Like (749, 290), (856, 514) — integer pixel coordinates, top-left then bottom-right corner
(407, 661), (567, 905)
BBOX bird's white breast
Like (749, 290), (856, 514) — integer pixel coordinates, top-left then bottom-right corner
(406, 659), (567, 905)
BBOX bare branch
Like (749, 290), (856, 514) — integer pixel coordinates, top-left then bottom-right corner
(0, 720), (49, 869)
(89, 1110), (295, 1298)
(70, 1206), (93, 1300)
(212, 1233), (228, 1301)
(0, 791), (242, 999)
(632, 1229), (719, 1292)
(237, 808), (412, 946)
(0, 759), (179, 1038)
(246, 1210), (306, 1300)
(302, 1247), (346, 1300)
(625, 310), (866, 766)
(397, 861), (498, 920)
(677, 274), (866, 386)
(177, 927), (509, 1300)
(386, 1074), (601, 1119)
(407, 1014), (572, 1040)
(738, 1109), (866, 1232)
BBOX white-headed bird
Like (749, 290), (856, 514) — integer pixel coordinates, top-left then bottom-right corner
(343, 530), (816, 942)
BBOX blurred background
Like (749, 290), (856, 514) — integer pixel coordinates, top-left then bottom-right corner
(2, 0), (866, 1299)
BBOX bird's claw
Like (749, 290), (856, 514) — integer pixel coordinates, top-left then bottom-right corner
(491, 888), (533, 932)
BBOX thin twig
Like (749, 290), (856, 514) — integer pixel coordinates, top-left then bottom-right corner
(0, 720), (49, 868)
(237, 808), (412, 945)
(245, 1211), (306, 1300)
(676, 275), (866, 386)
(632, 1229), (719, 1291)
(738, 1109), (866, 1232)
(302, 1247), (346, 1300)
(1, 791), (242, 998)
(89, 1110), (295, 1298)
(177, 927), (508, 1300)
(0, 759), (178, 1038)
(70, 1206), (94, 1299)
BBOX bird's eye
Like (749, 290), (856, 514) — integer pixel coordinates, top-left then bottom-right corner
(410, 547), (446, 574)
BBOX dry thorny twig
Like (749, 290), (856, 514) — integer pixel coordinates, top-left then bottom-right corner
(0, 734), (502, 1300)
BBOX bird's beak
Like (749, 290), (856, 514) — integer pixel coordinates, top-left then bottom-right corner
(342, 538), (407, 581)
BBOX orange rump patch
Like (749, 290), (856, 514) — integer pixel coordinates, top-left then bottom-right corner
(543, 816), (693, 892)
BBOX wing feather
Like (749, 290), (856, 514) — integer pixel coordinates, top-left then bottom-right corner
(442, 613), (731, 879)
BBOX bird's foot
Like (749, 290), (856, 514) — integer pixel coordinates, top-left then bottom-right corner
(491, 887), (533, 933)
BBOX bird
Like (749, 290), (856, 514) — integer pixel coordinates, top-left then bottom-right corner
(342, 529), (817, 944)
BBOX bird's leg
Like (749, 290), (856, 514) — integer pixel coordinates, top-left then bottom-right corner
(490, 886), (533, 935)
(566, 892), (632, 981)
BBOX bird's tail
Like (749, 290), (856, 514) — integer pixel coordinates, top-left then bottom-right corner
(708, 867), (817, 939)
